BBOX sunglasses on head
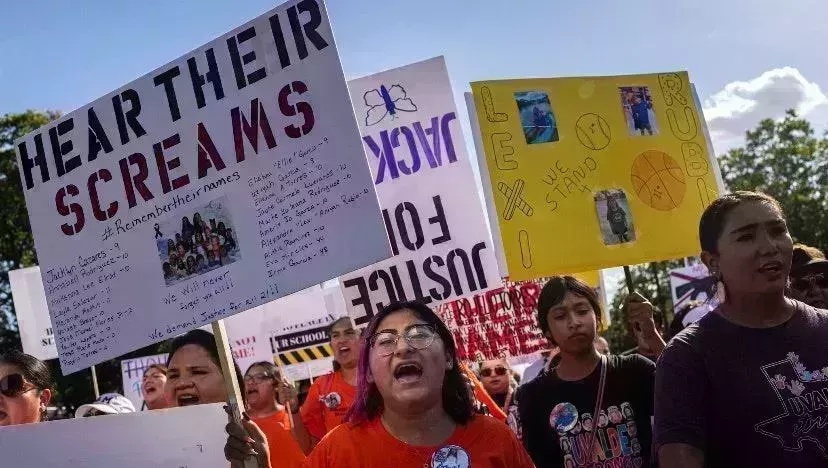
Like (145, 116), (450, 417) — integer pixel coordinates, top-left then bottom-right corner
(480, 366), (508, 378)
(0, 374), (29, 398)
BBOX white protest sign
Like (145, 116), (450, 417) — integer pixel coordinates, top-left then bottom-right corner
(266, 285), (340, 381)
(669, 263), (716, 325)
(15, 0), (390, 374)
(121, 353), (168, 411)
(224, 304), (274, 374)
(8, 266), (58, 361)
(0, 403), (227, 467)
(339, 57), (500, 326)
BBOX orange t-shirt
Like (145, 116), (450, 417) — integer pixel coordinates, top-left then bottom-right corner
(254, 411), (306, 468)
(463, 365), (508, 422)
(299, 371), (356, 439)
(302, 414), (535, 467)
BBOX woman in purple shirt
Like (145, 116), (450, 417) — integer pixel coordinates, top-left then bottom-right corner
(656, 191), (828, 467)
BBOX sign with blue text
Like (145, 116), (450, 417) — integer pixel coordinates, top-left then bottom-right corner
(339, 57), (500, 325)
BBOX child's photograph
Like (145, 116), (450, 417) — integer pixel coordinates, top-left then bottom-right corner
(515, 90), (559, 144)
(619, 86), (659, 136)
(155, 196), (241, 286)
(594, 189), (636, 246)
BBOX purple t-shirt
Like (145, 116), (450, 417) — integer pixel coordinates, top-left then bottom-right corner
(655, 301), (828, 466)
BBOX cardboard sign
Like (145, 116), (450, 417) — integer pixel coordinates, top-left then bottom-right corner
(14, 0), (390, 373)
(223, 304), (274, 374)
(339, 57), (500, 325)
(468, 72), (720, 280)
(266, 285), (339, 381)
(669, 263), (716, 325)
(0, 403), (227, 467)
(8, 266), (58, 361)
(436, 271), (602, 363)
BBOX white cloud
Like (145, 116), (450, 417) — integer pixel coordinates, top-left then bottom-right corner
(702, 67), (828, 153)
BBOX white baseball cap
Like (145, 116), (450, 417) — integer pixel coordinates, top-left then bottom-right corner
(75, 393), (136, 418)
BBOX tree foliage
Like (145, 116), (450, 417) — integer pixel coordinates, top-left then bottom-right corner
(719, 109), (828, 248)
(0, 110), (59, 350)
(602, 260), (684, 353)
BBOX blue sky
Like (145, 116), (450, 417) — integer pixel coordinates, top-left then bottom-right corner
(3, 0), (826, 119)
(3, 0), (826, 300)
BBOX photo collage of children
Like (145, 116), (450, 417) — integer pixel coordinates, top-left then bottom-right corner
(155, 196), (242, 286)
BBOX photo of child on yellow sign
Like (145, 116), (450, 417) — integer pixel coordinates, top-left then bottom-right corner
(470, 72), (720, 280)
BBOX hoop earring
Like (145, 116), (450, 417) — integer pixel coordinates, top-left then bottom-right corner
(713, 272), (727, 304)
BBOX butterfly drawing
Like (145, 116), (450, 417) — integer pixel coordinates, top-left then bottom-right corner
(363, 84), (417, 126)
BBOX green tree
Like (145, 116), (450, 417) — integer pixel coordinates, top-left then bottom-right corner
(719, 109), (828, 248)
(0, 110), (59, 350)
(603, 260), (684, 353)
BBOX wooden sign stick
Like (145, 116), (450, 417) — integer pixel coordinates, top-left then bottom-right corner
(212, 319), (258, 468)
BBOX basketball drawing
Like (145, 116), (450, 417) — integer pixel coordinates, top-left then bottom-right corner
(630, 150), (686, 211)
(575, 113), (611, 150)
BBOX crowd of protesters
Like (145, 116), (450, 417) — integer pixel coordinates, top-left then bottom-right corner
(2, 191), (827, 467)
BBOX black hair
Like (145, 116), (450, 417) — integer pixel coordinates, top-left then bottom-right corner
(699, 191), (784, 254)
(167, 329), (244, 392)
(346, 301), (473, 425)
(328, 316), (354, 372)
(0, 350), (53, 393)
(245, 361), (281, 381)
(537, 276), (603, 345)
(667, 300), (704, 340)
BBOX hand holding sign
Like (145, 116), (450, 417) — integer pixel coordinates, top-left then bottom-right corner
(276, 378), (300, 411)
(624, 292), (666, 356)
(224, 406), (270, 468)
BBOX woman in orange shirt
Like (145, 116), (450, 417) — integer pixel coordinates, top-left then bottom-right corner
(226, 302), (534, 468)
(165, 330), (303, 468)
(305, 301), (533, 467)
(279, 317), (359, 453)
(243, 361), (306, 468)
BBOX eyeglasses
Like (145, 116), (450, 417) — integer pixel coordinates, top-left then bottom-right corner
(243, 373), (273, 384)
(480, 366), (508, 378)
(370, 324), (437, 357)
(792, 273), (828, 292)
(0, 374), (32, 398)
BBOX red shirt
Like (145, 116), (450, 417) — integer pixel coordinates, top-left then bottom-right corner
(303, 414), (535, 467)
(299, 371), (356, 439)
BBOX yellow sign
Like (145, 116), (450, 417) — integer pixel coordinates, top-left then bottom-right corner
(472, 72), (718, 281)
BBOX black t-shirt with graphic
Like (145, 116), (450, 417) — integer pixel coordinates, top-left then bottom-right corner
(655, 302), (828, 467)
(515, 354), (655, 468)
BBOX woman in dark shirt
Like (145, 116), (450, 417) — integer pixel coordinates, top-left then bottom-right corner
(655, 191), (828, 467)
(516, 276), (665, 467)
